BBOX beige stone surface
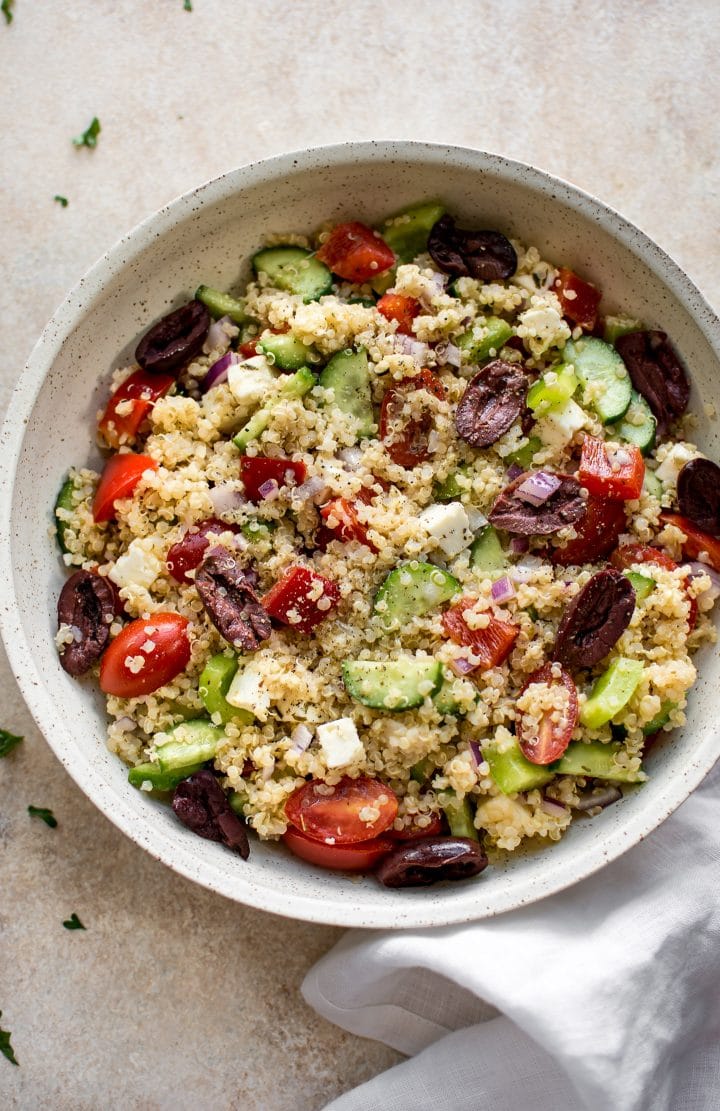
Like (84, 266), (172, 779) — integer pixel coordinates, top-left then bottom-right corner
(0, 1), (718, 1107)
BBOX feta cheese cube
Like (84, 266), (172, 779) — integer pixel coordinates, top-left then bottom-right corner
(227, 356), (279, 408)
(419, 502), (473, 558)
(226, 659), (270, 720)
(534, 398), (587, 451)
(317, 717), (365, 769)
(109, 539), (161, 591)
(655, 443), (701, 489)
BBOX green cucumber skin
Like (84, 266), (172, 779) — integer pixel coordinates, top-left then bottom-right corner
(565, 337), (632, 424)
(552, 740), (643, 782)
(194, 285), (249, 324)
(54, 477), (75, 554)
(380, 201), (446, 263)
(441, 792), (478, 840)
(579, 657), (644, 730)
(612, 390), (657, 455)
(484, 741), (554, 795)
(373, 563), (459, 628)
(232, 366), (315, 451)
(252, 246), (332, 303)
(458, 317), (513, 363)
(128, 761), (202, 792)
(199, 653), (253, 725)
(342, 658), (442, 711)
(624, 570), (655, 602)
(259, 332), (312, 371)
(155, 719), (225, 773)
(318, 348), (375, 438)
(470, 525), (506, 576)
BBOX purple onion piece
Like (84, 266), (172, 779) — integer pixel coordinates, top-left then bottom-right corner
(683, 561), (720, 603)
(515, 471), (562, 507)
(450, 654), (476, 677)
(469, 741), (483, 769)
(201, 351), (240, 393)
(510, 536), (530, 554)
(506, 463), (524, 481)
(257, 479), (280, 501)
(491, 575), (516, 603)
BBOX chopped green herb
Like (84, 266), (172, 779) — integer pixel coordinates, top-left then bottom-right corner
(28, 806), (57, 828)
(1, 1), (14, 26)
(63, 913), (85, 931)
(0, 729), (22, 758)
(72, 117), (101, 149)
(53, 195), (68, 207)
(0, 1013), (18, 1066)
(183, 0), (192, 8)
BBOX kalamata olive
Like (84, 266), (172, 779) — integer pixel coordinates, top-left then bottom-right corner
(428, 215), (517, 281)
(172, 769), (249, 858)
(489, 472), (586, 535)
(677, 458), (720, 537)
(553, 568), (635, 671)
(615, 331), (690, 435)
(166, 518), (239, 583)
(375, 836), (488, 888)
(57, 569), (116, 677)
(195, 547), (271, 650)
(135, 299), (210, 375)
(455, 360), (527, 448)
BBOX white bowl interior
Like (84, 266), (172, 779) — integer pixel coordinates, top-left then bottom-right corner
(2, 142), (719, 928)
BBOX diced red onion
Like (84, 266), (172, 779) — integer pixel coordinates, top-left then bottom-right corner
(337, 446), (362, 469)
(541, 798), (569, 818)
(257, 479), (280, 501)
(510, 536), (529, 554)
(450, 654), (476, 676)
(506, 463), (524, 481)
(395, 334), (430, 362)
(290, 724), (314, 753)
(208, 484), (247, 516)
(573, 786), (622, 812)
(491, 575), (516, 603)
(683, 561), (720, 603)
(469, 741), (483, 769)
(206, 315), (233, 354)
(516, 471), (561, 506)
(435, 341), (462, 367)
(201, 351), (240, 393)
(292, 475), (330, 505)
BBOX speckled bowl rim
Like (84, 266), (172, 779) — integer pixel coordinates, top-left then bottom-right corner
(2, 141), (719, 928)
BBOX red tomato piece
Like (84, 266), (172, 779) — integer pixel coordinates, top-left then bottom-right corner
(166, 517), (238, 584)
(283, 825), (394, 871)
(99, 613), (191, 697)
(238, 338), (261, 359)
(285, 775), (399, 844)
(316, 221), (395, 284)
(660, 513), (720, 574)
(319, 498), (377, 551)
(379, 369), (445, 468)
(98, 370), (174, 449)
(441, 598), (519, 671)
(376, 293), (422, 336)
(262, 565), (340, 633)
(579, 436), (645, 501)
(239, 456), (307, 502)
(92, 453), (158, 523)
(517, 662), (578, 765)
(550, 495), (626, 566)
(553, 267), (601, 330)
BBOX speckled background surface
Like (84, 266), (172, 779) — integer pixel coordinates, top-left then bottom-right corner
(1, 1), (718, 1107)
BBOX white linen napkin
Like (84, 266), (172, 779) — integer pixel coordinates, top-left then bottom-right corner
(303, 761), (720, 1111)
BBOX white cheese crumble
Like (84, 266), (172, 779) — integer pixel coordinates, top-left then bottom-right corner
(317, 717), (365, 769)
(418, 502), (473, 558)
(109, 539), (162, 591)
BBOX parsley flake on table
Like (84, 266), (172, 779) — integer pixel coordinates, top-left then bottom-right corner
(183, 0), (192, 9)
(72, 117), (101, 149)
(0, 729), (23, 757)
(63, 913), (85, 930)
(0, 1013), (18, 1067)
(53, 195), (68, 207)
(1, 1), (14, 26)
(28, 805), (57, 828)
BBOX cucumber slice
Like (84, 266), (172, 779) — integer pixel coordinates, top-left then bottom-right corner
(484, 739), (554, 795)
(259, 332), (314, 371)
(379, 201), (446, 263)
(440, 790), (478, 839)
(527, 364), (578, 416)
(470, 525), (506, 576)
(564, 337), (632, 424)
(155, 719), (226, 773)
(54, 476), (75, 554)
(241, 519), (276, 543)
(194, 285), (249, 324)
(433, 674), (467, 716)
(229, 789), (247, 816)
(613, 389), (657, 455)
(457, 317), (513, 362)
(552, 740), (643, 782)
(504, 435), (542, 470)
(433, 466), (469, 503)
(199, 653), (254, 726)
(341, 656), (442, 710)
(580, 657), (644, 729)
(603, 315), (643, 346)
(410, 757), (436, 784)
(624, 570), (655, 602)
(642, 699), (677, 735)
(643, 469), (663, 499)
(318, 347), (375, 438)
(252, 246), (332, 303)
(373, 562), (459, 629)
(347, 296), (376, 307)
(128, 762), (198, 792)
(232, 366), (315, 451)
(370, 270), (396, 296)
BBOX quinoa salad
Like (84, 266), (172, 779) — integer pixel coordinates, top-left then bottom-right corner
(53, 201), (720, 888)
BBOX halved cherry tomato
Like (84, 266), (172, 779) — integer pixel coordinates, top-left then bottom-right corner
(389, 812), (445, 840)
(579, 436), (645, 501)
(379, 369), (445, 468)
(319, 498), (377, 551)
(238, 338), (261, 359)
(285, 775), (399, 844)
(441, 598), (519, 671)
(376, 293), (422, 336)
(99, 613), (191, 697)
(239, 456), (307, 502)
(316, 221), (395, 284)
(283, 825), (394, 871)
(92, 453), (158, 523)
(550, 495), (626, 566)
(262, 565), (341, 634)
(166, 517), (238, 584)
(611, 541), (698, 628)
(98, 370), (174, 449)
(517, 662), (578, 765)
(553, 267), (601, 330)
(660, 513), (720, 574)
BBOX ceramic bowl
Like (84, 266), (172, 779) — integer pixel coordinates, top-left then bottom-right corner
(2, 142), (719, 928)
